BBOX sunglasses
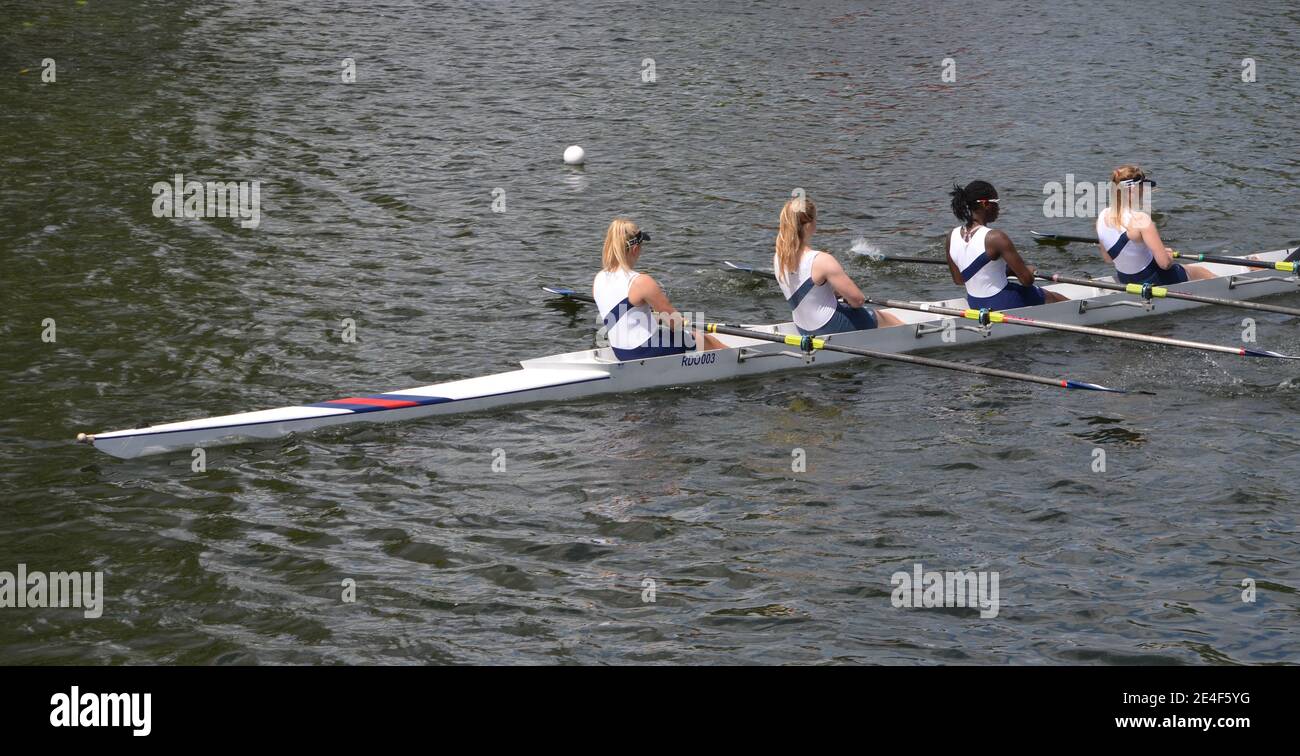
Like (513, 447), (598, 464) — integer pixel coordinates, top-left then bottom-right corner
(627, 230), (651, 248)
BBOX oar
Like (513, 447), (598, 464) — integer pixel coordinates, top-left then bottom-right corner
(721, 260), (774, 278)
(542, 286), (596, 303)
(865, 298), (1300, 359)
(862, 256), (1300, 317)
(1171, 251), (1297, 273)
(702, 323), (1141, 394)
(858, 253), (951, 265)
(1037, 272), (1300, 317)
(544, 286), (1137, 392)
(1032, 231), (1100, 244)
(724, 254), (946, 275)
(855, 255), (947, 267)
(1030, 234), (1299, 272)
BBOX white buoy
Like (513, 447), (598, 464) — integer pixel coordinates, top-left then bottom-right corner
(563, 145), (586, 165)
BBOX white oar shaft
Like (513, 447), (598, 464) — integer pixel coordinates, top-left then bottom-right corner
(703, 323), (1135, 393)
(1039, 273), (1300, 317)
(868, 298), (1295, 359)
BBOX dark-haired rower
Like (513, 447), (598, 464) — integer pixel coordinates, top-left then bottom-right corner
(945, 181), (1067, 310)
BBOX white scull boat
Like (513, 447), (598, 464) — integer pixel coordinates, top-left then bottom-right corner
(79, 247), (1298, 459)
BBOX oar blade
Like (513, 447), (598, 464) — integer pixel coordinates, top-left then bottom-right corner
(722, 260), (775, 278)
(1032, 231), (1100, 244)
(1242, 347), (1300, 360)
(1062, 379), (1134, 394)
(542, 286), (596, 303)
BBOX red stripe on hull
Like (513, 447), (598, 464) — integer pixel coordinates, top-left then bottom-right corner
(322, 397), (421, 409)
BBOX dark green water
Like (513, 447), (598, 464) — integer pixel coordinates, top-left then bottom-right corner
(2, 0), (1297, 664)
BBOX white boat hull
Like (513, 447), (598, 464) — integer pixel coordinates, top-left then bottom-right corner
(83, 248), (1299, 458)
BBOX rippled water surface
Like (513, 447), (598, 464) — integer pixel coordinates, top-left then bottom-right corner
(2, 0), (1298, 664)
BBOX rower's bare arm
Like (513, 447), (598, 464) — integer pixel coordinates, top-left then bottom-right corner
(631, 275), (675, 312)
(632, 275), (682, 328)
(631, 275), (725, 350)
(990, 231), (1036, 287)
(816, 254), (866, 308)
(1098, 242), (1112, 263)
(1137, 215), (1175, 268)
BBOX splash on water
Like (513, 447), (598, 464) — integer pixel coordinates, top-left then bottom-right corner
(850, 237), (885, 261)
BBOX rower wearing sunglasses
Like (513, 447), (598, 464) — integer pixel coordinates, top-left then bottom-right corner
(946, 181), (1067, 310)
(1095, 165), (1214, 284)
(593, 218), (726, 360)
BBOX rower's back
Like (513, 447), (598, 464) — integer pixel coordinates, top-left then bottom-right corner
(1095, 210), (1154, 276)
(949, 226), (1007, 300)
(773, 248), (839, 332)
(593, 268), (654, 352)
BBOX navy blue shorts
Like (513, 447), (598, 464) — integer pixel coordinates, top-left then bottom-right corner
(611, 327), (691, 361)
(966, 281), (1048, 311)
(1116, 260), (1190, 286)
(799, 303), (879, 336)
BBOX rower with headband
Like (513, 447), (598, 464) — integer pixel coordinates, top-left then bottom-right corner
(592, 218), (725, 360)
(1096, 165), (1213, 285)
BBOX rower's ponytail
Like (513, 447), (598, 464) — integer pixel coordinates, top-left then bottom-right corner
(602, 217), (640, 271)
(1106, 164), (1144, 229)
(775, 195), (817, 278)
(950, 180), (997, 224)
(949, 184), (970, 223)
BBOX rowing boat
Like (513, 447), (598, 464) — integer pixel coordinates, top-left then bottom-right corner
(78, 247), (1298, 459)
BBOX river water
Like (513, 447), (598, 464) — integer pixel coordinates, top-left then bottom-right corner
(2, 0), (1297, 664)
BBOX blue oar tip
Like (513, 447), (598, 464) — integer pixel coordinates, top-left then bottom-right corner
(1065, 380), (1135, 394)
(1244, 348), (1298, 359)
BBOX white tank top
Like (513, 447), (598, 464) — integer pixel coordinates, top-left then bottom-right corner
(773, 249), (839, 331)
(593, 269), (655, 350)
(948, 226), (1007, 298)
(1096, 210), (1154, 275)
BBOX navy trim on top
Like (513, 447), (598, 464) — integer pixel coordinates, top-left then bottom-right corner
(1106, 231), (1129, 258)
(785, 278), (816, 310)
(960, 252), (991, 281)
(601, 297), (633, 329)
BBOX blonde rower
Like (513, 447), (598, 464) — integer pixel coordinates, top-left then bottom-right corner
(592, 218), (725, 360)
(1096, 165), (1213, 285)
(772, 196), (904, 335)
